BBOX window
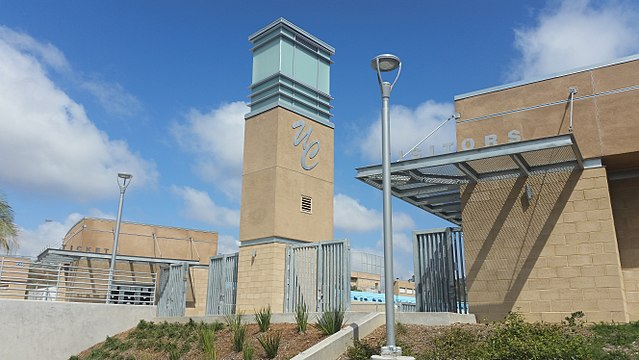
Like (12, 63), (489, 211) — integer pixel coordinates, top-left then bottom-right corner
(301, 195), (312, 214)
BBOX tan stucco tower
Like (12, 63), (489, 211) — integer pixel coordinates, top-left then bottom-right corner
(235, 19), (335, 312)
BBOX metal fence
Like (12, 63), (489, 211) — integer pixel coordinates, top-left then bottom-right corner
(206, 253), (238, 315)
(413, 228), (468, 314)
(0, 256), (156, 305)
(157, 263), (188, 317)
(285, 240), (350, 312)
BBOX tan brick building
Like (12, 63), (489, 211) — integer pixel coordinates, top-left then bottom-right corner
(358, 54), (639, 323)
(62, 217), (217, 265)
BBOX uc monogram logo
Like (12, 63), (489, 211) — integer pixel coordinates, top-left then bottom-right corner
(292, 120), (320, 171)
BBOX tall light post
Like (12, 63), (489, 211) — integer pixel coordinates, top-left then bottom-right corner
(371, 54), (402, 357)
(106, 172), (132, 303)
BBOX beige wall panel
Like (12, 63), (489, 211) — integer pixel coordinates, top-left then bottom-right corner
(595, 92), (639, 156)
(240, 106), (335, 242)
(239, 167), (277, 241)
(462, 168), (627, 323)
(235, 243), (287, 313)
(272, 167), (334, 242)
(243, 110), (279, 174)
(456, 60), (639, 160)
(456, 72), (593, 120)
(590, 60), (639, 93)
(456, 97), (602, 159)
(62, 219), (217, 264)
(275, 107), (334, 182)
(185, 267), (209, 317)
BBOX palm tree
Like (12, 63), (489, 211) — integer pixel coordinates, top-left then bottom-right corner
(0, 195), (18, 252)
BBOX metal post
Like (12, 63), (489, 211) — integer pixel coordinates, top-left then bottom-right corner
(106, 173), (132, 303)
(371, 54), (403, 358)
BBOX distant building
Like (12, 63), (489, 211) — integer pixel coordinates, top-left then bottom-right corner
(62, 217), (217, 264)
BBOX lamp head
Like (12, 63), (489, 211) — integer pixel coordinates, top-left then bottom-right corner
(118, 172), (133, 180)
(371, 54), (401, 72)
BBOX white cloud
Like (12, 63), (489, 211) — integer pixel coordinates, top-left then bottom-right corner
(0, 25), (69, 73)
(80, 79), (143, 118)
(15, 213), (84, 256)
(172, 102), (248, 199)
(509, 0), (639, 81)
(359, 100), (455, 163)
(334, 194), (380, 232)
(0, 27), (157, 200)
(172, 186), (240, 228)
(334, 194), (415, 233)
(217, 234), (240, 255)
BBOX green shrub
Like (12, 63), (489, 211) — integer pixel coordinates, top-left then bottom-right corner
(258, 332), (281, 359)
(421, 327), (482, 360)
(243, 341), (255, 360)
(225, 312), (243, 331)
(199, 327), (217, 360)
(232, 324), (247, 352)
(345, 340), (378, 360)
(316, 308), (345, 335)
(477, 312), (592, 360)
(255, 305), (272, 332)
(295, 303), (309, 333)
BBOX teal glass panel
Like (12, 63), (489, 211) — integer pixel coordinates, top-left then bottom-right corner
(252, 39), (280, 83)
(317, 59), (330, 94)
(281, 39), (294, 77)
(293, 45), (318, 88)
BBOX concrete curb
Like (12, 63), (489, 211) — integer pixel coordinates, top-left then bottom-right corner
(291, 312), (385, 360)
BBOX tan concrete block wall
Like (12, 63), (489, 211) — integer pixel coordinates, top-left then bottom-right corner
(463, 167), (628, 323)
(185, 266), (209, 317)
(455, 58), (639, 159)
(609, 177), (639, 321)
(240, 106), (334, 243)
(235, 243), (287, 313)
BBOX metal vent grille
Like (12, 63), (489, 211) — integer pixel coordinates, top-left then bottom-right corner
(301, 195), (312, 214)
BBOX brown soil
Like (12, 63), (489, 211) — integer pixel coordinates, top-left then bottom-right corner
(76, 323), (327, 360)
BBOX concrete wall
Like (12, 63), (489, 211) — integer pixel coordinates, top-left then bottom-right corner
(0, 299), (156, 360)
(185, 266), (209, 317)
(235, 242), (288, 313)
(462, 168), (628, 323)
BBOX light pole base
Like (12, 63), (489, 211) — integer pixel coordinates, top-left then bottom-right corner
(371, 346), (415, 359)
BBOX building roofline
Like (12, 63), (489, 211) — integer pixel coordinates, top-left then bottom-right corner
(63, 217), (217, 240)
(455, 53), (639, 101)
(248, 17), (335, 54)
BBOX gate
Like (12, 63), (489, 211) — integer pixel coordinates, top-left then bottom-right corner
(157, 263), (188, 317)
(285, 240), (350, 312)
(205, 253), (239, 315)
(413, 228), (467, 314)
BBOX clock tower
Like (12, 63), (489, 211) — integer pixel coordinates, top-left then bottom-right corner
(235, 19), (335, 312)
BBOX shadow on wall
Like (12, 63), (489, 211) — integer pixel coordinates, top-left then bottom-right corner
(462, 169), (581, 321)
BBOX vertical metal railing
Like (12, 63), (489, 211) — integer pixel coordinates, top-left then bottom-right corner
(285, 240), (350, 313)
(156, 263), (187, 317)
(205, 253), (238, 315)
(413, 228), (467, 314)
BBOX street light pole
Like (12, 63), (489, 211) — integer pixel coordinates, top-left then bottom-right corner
(106, 172), (132, 304)
(371, 54), (402, 357)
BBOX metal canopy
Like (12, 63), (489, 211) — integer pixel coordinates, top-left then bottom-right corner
(356, 134), (584, 225)
(37, 248), (203, 266)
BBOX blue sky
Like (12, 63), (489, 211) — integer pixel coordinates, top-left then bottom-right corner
(2, 0), (639, 278)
